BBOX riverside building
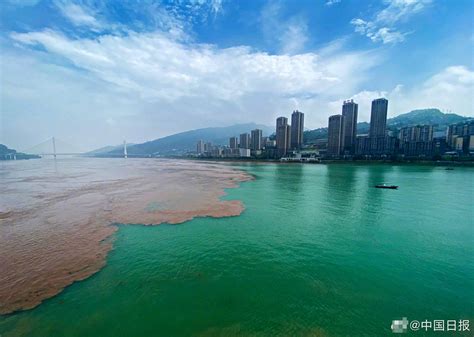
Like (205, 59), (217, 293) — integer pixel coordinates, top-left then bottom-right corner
(290, 110), (304, 150)
(276, 117), (291, 157)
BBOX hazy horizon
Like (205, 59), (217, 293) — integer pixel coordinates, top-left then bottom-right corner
(1, 0), (473, 151)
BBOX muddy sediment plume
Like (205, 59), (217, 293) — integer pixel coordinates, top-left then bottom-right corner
(0, 159), (251, 315)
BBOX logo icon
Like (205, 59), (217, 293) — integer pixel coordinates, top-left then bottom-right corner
(391, 317), (409, 333)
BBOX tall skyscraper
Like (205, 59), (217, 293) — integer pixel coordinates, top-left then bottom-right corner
(251, 129), (263, 150)
(369, 98), (388, 138)
(290, 110), (304, 150)
(341, 100), (358, 154)
(196, 140), (204, 154)
(327, 115), (344, 156)
(276, 117), (291, 157)
(239, 133), (250, 149)
(229, 136), (238, 149)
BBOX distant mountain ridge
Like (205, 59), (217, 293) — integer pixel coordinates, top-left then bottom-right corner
(304, 108), (470, 143)
(388, 108), (467, 127)
(99, 123), (273, 156)
(85, 143), (135, 155)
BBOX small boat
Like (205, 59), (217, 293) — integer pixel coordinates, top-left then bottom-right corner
(375, 184), (398, 189)
(445, 167), (454, 170)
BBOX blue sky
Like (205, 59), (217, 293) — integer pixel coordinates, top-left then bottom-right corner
(1, 0), (473, 150)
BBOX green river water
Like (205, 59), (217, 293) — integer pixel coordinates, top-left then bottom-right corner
(1, 163), (473, 336)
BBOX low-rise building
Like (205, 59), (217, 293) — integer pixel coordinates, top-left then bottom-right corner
(239, 148), (251, 157)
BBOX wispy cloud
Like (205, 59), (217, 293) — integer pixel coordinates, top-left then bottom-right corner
(53, 0), (226, 35)
(338, 65), (474, 121)
(260, 1), (309, 54)
(325, 0), (341, 6)
(279, 18), (309, 55)
(55, 2), (103, 29)
(10, 29), (378, 101)
(351, 0), (431, 44)
(391, 65), (474, 113)
(209, 0), (224, 15)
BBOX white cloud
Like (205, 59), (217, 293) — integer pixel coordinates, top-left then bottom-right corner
(1, 51), (139, 151)
(369, 27), (407, 44)
(158, 0), (225, 28)
(4, 28), (381, 150)
(339, 66), (474, 123)
(279, 19), (309, 55)
(350, 18), (367, 33)
(210, 0), (224, 15)
(325, 0), (341, 6)
(55, 2), (103, 29)
(4, 23), (472, 151)
(351, 0), (431, 44)
(53, 0), (226, 36)
(260, 2), (309, 55)
(390, 65), (474, 115)
(10, 29), (379, 102)
(6, 1), (467, 151)
(376, 0), (430, 25)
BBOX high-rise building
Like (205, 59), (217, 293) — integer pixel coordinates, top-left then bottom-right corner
(369, 98), (388, 138)
(399, 125), (433, 142)
(276, 117), (291, 157)
(239, 133), (250, 149)
(355, 135), (370, 155)
(327, 115), (344, 156)
(446, 121), (474, 149)
(229, 136), (238, 149)
(419, 125), (433, 142)
(446, 125), (456, 147)
(251, 129), (263, 150)
(196, 140), (204, 154)
(397, 125), (434, 157)
(341, 100), (358, 154)
(290, 110), (304, 150)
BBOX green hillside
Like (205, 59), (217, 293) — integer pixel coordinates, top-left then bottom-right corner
(99, 123), (273, 156)
(0, 144), (40, 160)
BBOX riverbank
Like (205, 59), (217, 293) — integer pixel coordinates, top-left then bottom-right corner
(171, 156), (474, 167)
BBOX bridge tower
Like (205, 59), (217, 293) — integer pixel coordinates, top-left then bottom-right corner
(123, 140), (128, 159)
(52, 137), (57, 159)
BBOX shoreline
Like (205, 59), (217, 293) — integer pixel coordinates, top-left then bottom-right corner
(169, 156), (474, 167)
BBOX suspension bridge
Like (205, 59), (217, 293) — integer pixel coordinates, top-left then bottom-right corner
(20, 137), (83, 157)
(18, 137), (128, 158)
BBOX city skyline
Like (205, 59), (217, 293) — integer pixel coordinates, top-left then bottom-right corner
(1, 0), (473, 151)
(193, 96), (473, 160)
